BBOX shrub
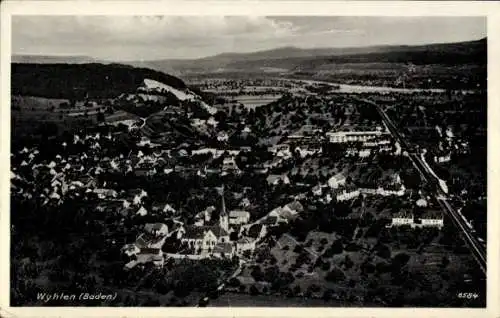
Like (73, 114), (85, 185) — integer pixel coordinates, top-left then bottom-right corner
(325, 268), (346, 282)
(321, 261), (331, 271)
(322, 289), (333, 301)
(251, 265), (264, 281)
(391, 253), (410, 269)
(227, 277), (241, 287)
(343, 255), (354, 270)
(293, 285), (301, 295)
(375, 244), (391, 259)
(249, 285), (259, 295)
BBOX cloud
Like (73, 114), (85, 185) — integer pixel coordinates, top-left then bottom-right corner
(12, 16), (486, 60)
(14, 16), (296, 45)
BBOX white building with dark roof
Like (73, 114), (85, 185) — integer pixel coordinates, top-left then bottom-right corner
(229, 210), (250, 225)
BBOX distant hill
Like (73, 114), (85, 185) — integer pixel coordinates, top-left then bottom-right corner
(123, 38), (486, 75)
(11, 63), (187, 99)
(11, 55), (103, 64)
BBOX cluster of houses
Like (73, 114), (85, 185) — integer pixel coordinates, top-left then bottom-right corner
(325, 127), (390, 144)
(120, 186), (270, 269)
(387, 209), (444, 229)
(269, 169), (407, 204)
(11, 95), (451, 276)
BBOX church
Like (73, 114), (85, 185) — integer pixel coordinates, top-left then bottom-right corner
(180, 185), (231, 255)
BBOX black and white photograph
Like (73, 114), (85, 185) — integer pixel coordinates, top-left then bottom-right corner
(2, 2), (498, 315)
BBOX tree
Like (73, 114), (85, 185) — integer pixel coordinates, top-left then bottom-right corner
(343, 255), (354, 270)
(322, 289), (333, 301)
(440, 256), (450, 269)
(325, 268), (346, 282)
(375, 243), (391, 259)
(293, 285), (301, 296)
(227, 277), (241, 288)
(251, 265), (264, 281)
(392, 253), (410, 269)
(321, 261), (331, 271)
(249, 285), (259, 295)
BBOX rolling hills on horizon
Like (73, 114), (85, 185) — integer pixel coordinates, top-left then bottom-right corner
(12, 38), (486, 76)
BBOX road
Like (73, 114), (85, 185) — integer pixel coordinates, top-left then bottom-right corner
(354, 97), (486, 275)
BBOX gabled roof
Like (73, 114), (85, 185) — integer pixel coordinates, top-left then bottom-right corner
(266, 174), (288, 183)
(135, 236), (148, 248)
(144, 223), (168, 233)
(393, 211), (414, 219)
(184, 226), (211, 240)
(230, 210), (250, 218)
(237, 237), (255, 244)
(421, 209), (443, 220)
(284, 201), (304, 213)
(248, 223), (265, 238)
(205, 225), (229, 237)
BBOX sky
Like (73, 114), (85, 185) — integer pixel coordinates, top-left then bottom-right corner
(12, 16), (486, 61)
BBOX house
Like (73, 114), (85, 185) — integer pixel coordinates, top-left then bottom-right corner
(151, 202), (176, 214)
(136, 206), (148, 216)
(434, 153), (451, 163)
(263, 158), (284, 169)
(294, 146), (321, 158)
(217, 131), (229, 142)
(222, 156), (240, 173)
(229, 210), (250, 225)
(261, 215), (280, 226)
(266, 174), (290, 186)
(418, 210), (444, 229)
(388, 211), (414, 227)
(336, 187), (360, 201)
(95, 200), (123, 213)
(194, 216), (205, 226)
(328, 173), (346, 189)
(268, 144), (292, 159)
(129, 189), (148, 205)
(144, 223), (169, 237)
(416, 198), (428, 207)
(134, 248), (164, 268)
(181, 227), (218, 253)
(212, 242), (235, 258)
(312, 184), (323, 196)
(137, 136), (151, 147)
(236, 237), (256, 256)
(282, 201), (304, 216)
(93, 188), (118, 199)
(135, 232), (166, 249)
(326, 130), (388, 143)
(239, 197), (251, 208)
(121, 243), (140, 257)
(203, 206), (216, 222)
(359, 149), (371, 158)
(206, 226), (230, 243)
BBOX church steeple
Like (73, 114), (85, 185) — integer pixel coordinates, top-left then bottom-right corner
(219, 185), (229, 232)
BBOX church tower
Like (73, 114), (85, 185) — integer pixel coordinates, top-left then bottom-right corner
(219, 185), (229, 232)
